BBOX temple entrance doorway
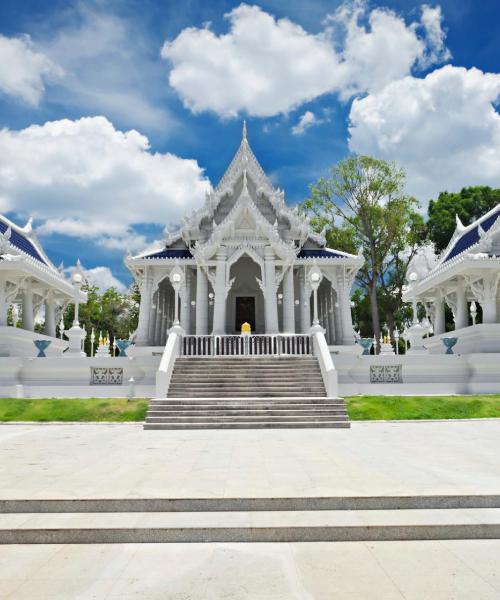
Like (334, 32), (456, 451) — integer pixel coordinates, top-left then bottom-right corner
(235, 296), (255, 332)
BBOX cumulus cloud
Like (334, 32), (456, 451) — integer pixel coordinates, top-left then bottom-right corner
(348, 65), (500, 201)
(0, 34), (61, 105)
(66, 264), (127, 292)
(162, 2), (449, 117)
(292, 111), (320, 135)
(0, 116), (211, 247)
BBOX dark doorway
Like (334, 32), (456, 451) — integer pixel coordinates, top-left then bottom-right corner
(235, 296), (256, 332)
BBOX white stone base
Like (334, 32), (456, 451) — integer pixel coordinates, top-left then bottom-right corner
(426, 324), (500, 354)
(0, 326), (68, 358)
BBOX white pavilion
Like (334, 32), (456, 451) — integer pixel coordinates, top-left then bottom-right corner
(403, 204), (500, 353)
(0, 215), (86, 356)
(126, 125), (363, 349)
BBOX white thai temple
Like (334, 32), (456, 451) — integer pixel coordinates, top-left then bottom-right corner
(404, 204), (500, 354)
(126, 125), (363, 349)
(0, 215), (86, 357)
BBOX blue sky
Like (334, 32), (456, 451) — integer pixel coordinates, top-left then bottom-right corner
(1, 0), (499, 290)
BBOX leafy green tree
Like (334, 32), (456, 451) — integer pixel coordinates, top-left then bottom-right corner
(62, 284), (139, 355)
(427, 186), (500, 252)
(300, 155), (422, 351)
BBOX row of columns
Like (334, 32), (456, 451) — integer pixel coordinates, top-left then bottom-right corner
(428, 273), (500, 334)
(134, 256), (357, 345)
(0, 277), (60, 337)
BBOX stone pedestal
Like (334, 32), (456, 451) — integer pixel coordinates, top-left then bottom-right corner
(64, 325), (86, 357)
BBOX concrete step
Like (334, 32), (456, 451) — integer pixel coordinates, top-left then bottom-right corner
(167, 393), (327, 398)
(145, 415), (349, 423)
(1, 508), (499, 543)
(144, 421), (350, 429)
(148, 405), (346, 417)
(3, 495), (499, 514)
(149, 397), (344, 405)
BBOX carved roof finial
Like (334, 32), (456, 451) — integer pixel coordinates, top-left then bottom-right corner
(242, 119), (247, 142)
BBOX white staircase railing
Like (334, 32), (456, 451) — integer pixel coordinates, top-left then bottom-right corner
(311, 329), (338, 397)
(155, 328), (182, 397)
(181, 334), (312, 357)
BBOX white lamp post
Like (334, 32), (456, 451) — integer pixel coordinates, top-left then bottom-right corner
(308, 265), (323, 332)
(169, 266), (184, 333)
(64, 262), (86, 357)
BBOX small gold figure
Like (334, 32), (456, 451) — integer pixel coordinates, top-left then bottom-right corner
(241, 322), (251, 334)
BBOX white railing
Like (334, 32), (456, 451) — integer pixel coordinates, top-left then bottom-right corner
(181, 334), (312, 357)
(311, 329), (338, 397)
(156, 328), (182, 397)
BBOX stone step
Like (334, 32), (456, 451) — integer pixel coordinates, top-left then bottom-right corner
(145, 414), (349, 423)
(144, 421), (350, 429)
(1, 508), (499, 543)
(167, 392), (327, 398)
(168, 385), (326, 392)
(147, 408), (348, 416)
(4, 495), (499, 513)
(149, 397), (343, 405)
(175, 358), (318, 362)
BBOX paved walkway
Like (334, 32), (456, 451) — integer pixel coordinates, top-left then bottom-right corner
(1, 420), (499, 499)
(1, 540), (500, 599)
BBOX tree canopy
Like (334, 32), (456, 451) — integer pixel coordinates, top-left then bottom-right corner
(427, 186), (500, 252)
(300, 155), (423, 350)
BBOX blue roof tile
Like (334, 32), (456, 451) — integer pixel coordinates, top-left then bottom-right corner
(143, 248), (192, 259)
(443, 207), (500, 262)
(297, 248), (346, 259)
(0, 218), (47, 265)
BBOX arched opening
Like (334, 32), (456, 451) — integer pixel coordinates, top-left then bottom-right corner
(226, 255), (265, 334)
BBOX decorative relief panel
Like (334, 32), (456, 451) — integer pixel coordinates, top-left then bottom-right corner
(370, 365), (402, 383)
(91, 367), (124, 385)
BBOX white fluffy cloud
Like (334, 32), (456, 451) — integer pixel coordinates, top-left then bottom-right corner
(292, 111), (319, 135)
(162, 2), (449, 117)
(66, 264), (126, 292)
(348, 65), (500, 201)
(0, 34), (61, 105)
(0, 116), (211, 247)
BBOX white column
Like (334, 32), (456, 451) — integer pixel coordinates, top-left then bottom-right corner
(148, 290), (157, 345)
(160, 293), (168, 345)
(481, 274), (499, 324)
(455, 278), (469, 330)
(180, 268), (192, 334)
(44, 296), (57, 337)
(282, 266), (295, 333)
(338, 277), (355, 344)
(264, 246), (279, 334)
(299, 268), (310, 333)
(135, 273), (153, 345)
(195, 266), (208, 335)
(21, 284), (34, 331)
(327, 288), (336, 344)
(0, 276), (8, 327)
(154, 288), (163, 345)
(433, 291), (446, 335)
(212, 248), (227, 335)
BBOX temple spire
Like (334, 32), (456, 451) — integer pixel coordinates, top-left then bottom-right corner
(242, 120), (247, 142)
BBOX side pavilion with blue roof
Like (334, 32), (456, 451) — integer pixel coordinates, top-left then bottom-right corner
(403, 204), (500, 353)
(0, 215), (86, 355)
(126, 125), (363, 348)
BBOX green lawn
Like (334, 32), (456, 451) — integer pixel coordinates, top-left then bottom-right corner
(0, 398), (148, 422)
(346, 394), (500, 421)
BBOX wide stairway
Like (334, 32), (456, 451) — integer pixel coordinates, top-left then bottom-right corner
(144, 356), (350, 430)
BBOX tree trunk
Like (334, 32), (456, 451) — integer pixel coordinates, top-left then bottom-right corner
(369, 279), (381, 354)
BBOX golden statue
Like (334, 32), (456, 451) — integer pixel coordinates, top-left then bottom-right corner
(241, 322), (251, 334)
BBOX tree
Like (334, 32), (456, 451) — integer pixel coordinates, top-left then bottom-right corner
(62, 284), (139, 355)
(300, 155), (422, 352)
(427, 186), (500, 252)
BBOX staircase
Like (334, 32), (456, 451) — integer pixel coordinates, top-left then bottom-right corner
(144, 356), (350, 430)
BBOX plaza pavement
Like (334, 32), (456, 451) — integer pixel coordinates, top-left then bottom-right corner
(1, 420), (500, 599)
(0, 420), (499, 498)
